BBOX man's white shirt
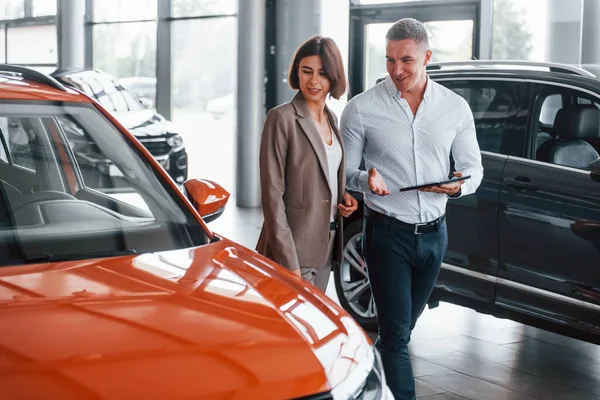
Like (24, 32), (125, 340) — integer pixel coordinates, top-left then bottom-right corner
(341, 75), (484, 224)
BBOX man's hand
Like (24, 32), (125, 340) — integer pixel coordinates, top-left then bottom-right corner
(368, 168), (390, 196)
(419, 171), (464, 196)
(338, 192), (358, 218)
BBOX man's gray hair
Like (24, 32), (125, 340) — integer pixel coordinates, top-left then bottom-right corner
(386, 18), (429, 48)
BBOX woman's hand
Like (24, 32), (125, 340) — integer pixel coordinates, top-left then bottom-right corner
(338, 192), (358, 218)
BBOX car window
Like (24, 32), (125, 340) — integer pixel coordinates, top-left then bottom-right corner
(0, 117), (37, 171)
(533, 86), (600, 170)
(56, 115), (148, 204)
(0, 101), (208, 266)
(577, 97), (600, 109)
(540, 94), (562, 125)
(440, 80), (526, 157)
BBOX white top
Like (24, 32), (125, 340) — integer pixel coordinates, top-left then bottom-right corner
(324, 127), (342, 223)
(341, 75), (484, 224)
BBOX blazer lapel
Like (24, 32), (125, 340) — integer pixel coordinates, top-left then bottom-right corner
(292, 92), (332, 192)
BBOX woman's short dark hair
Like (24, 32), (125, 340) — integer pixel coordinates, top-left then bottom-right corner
(288, 36), (346, 99)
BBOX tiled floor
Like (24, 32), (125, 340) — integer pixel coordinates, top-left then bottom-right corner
(210, 200), (600, 400)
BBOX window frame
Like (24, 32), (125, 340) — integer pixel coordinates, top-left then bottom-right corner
(529, 82), (600, 163)
(0, 124), (10, 164)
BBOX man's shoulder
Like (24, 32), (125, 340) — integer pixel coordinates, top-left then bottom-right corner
(431, 79), (464, 101)
(430, 79), (470, 109)
(346, 81), (387, 109)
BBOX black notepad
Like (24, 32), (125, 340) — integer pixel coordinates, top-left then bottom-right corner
(399, 175), (471, 192)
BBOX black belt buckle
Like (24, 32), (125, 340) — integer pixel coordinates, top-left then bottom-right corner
(414, 222), (428, 235)
(414, 217), (441, 235)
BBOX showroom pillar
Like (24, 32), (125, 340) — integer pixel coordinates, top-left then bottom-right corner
(275, 0), (322, 105)
(236, 0), (266, 208)
(57, 0), (85, 71)
(581, 0), (600, 64)
(156, 0), (173, 120)
(545, 0), (583, 64)
(478, 0), (493, 60)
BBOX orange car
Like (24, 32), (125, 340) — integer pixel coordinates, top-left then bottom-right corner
(0, 65), (392, 400)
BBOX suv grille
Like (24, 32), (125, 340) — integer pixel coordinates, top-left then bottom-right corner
(139, 139), (170, 156)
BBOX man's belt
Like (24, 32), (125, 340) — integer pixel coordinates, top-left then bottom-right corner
(365, 207), (445, 235)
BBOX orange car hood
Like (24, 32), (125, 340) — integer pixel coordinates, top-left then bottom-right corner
(0, 238), (372, 400)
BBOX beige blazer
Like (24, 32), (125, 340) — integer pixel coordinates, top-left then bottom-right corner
(256, 92), (345, 271)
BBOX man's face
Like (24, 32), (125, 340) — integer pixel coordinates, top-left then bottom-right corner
(385, 39), (432, 93)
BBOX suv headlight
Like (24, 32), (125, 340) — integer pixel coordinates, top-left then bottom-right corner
(166, 134), (184, 151)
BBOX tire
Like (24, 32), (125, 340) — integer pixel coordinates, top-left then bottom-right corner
(334, 218), (378, 332)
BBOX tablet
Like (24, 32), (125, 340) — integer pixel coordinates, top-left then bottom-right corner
(399, 175), (471, 192)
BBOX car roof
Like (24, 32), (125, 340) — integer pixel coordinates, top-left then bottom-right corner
(0, 66), (91, 103)
(423, 61), (600, 92)
(426, 60), (597, 77)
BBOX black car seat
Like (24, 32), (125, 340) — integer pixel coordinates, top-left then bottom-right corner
(536, 104), (600, 169)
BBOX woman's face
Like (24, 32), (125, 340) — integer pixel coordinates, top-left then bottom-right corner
(298, 55), (331, 103)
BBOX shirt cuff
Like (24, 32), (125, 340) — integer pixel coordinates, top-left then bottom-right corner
(448, 188), (462, 198)
(358, 171), (371, 193)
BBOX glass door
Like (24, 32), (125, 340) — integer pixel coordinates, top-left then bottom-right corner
(349, 0), (482, 97)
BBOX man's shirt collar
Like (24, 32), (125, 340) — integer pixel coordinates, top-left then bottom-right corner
(383, 74), (432, 100)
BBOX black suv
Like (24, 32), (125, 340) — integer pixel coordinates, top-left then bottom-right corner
(336, 61), (600, 345)
(52, 69), (188, 185)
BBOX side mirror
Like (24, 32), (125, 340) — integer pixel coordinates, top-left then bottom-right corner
(590, 159), (600, 182)
(183, 179), (230, 223)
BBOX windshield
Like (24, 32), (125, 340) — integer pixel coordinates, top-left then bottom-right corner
(0, 101), (208, 266)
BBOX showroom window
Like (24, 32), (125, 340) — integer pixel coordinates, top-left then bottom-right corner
(93, 0), (157, 22)
(0, 0), (57, 70)
(7, 24), (57, 65)
(172, 0), (237, 18)
(170, 4), (238, 194)
(84, 0), (239, 193)
(90, 1), (157, 110)
(92, 22), (157, 82)
(32, 0), (57, 17)
(492, 0), (547, 61)
(0, 0), (25, 19)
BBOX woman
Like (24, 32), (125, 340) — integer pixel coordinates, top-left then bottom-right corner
(256, 36), (358, 293)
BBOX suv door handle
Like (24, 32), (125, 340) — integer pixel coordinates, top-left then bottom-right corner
(503, 177), (540, 191)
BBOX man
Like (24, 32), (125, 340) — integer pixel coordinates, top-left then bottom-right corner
(340, 18), (483, 400)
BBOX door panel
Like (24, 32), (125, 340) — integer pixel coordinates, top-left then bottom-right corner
(438, 152), (506, 303)
(497, 159), (600, 334)
(432, 78), (530, 304)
